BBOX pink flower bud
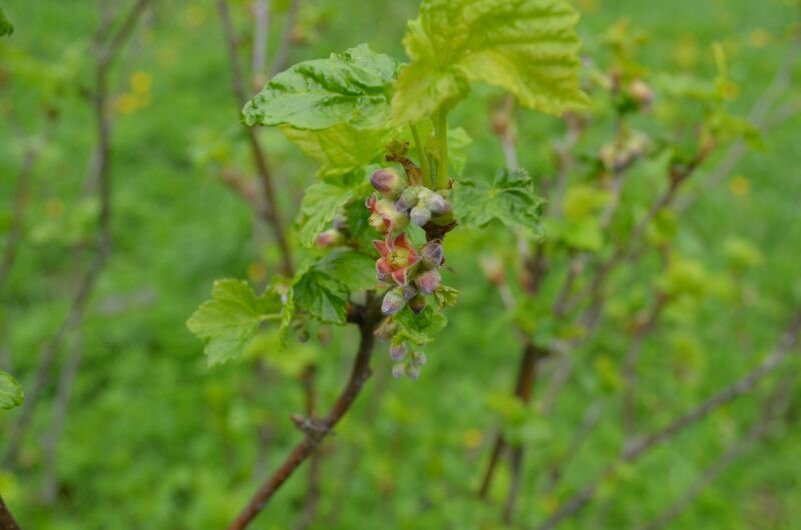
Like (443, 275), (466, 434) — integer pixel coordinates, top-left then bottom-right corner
(415, 268), (441, 295)
(406, 364), (421, 380)
(381, 287), (405, 315)
(371, 168), (406, 198)
(409, 293), (427, 314)
(410, 351), (427, 366)
(395, 187), (420, 212)
(424, 192), (450, 215)
(315, 229), (344, 248)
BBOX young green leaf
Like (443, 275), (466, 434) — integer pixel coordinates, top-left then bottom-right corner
(392, 0), (589, 124)
(0, 8), (13, 37)
(453, 168), (544, 234)
(297, 180), (364, 248)
(392, 305), (447, 346)
(313, 249), (377, 293)
(282, 123), (397, 177)
(293, 269), (350, 325)
(187, 279), (283, 366)
(0, 370), (24, 410)
(243, 44), (401, 130)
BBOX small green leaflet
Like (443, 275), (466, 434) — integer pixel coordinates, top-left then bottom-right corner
(243, 44), (401, 130)
(0, 8), (13, 37)
(293, 269), (350, 325)
(392, 0), (589, 124)
(282, 123), (397, 178)
(186, 279), (283, 366)
(297, 182), (357, 248)
(313, 249), (376, 293)
(0, 370), (24, 410)
(453, 168), (544, 234)
(392, 306), (447, 347)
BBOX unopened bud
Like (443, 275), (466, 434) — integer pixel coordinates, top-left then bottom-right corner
(421, 241), (444, 267)
(315, 229), (344, 248)
(396, 187), (420, 213)
(389, 343), (407, 362)
(403, 283), (418, 300)
(629, 79), (653, 107)
(381, 287), (405, 315)
(410, 351), (427, 366)
(409, 293), (427, 314)
(391, 363), (406, 379)
(406, 364), (421, 380)
(480, 255), (505, 285)
(424, 192), (450, 215)
(410, 205), (431, 227)
(371, 168), (406, 198)
(415, 268), (441, 295)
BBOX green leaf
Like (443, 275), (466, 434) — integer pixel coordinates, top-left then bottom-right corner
(187, 279), (282, 366)
(282, 123), (397, 178)
(392, 0), (589, 124)
(0, 370), (24, 410)
(293, 269), (350, 325)
(392, 305), (447, 346)
(297, 180), (364, 248)
(453, 168), (543, 234)
(0, 8), (13, 37)
(433, 285), (460, 308)
(243, 44), (401, 130)
(314, 249), (377, 293)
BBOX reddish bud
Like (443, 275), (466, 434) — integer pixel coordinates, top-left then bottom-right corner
(315, 229), (344, 248)
(415, 268), (441, 295)
(629, 79), (653, 107)
(389, 343), (407, 362)
(371, 168), (406, 198)
(421, 241), (444, 267)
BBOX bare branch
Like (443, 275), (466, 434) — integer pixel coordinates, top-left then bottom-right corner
(227, 297), (384, 530)
(251, 0), (271, 87)
(533, 308), (801, 530)
(269, 0), (301, 76)
(295, 365), (322, 530)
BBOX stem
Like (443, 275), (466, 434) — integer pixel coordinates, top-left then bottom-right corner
(435, 107), (449, 190)
(409, 122), (431, 187)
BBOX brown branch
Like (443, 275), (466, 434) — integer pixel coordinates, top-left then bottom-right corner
(216, 0), (293, 276)
(2, 0), (150, 468)
(269, 0), (301, 76)
(294, 365), (321, 530)
(0, 495), (21, 530)
(533, 308), (801, 530)
(226, 297), (383, 530)
(543, 403), (602, 495)
(251, 0), (271, 88)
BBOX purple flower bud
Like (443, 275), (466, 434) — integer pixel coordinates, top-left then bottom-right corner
(381, 287), (405, 316)
(424, 192), (450, 215)
(315, 229), (344, 248)
(389, 343), (407, 362)
(371, 168), (405, 198)
(406, 364), (421, 380)
(410, 351), (427, 366)
(410, 205), (431, 227)
(409, 293), (427, 314)
(415, 268), (441, 295)
(391, 363), (406, 379)
(421, 241), (444, 267)
(403, 283), (417, 300)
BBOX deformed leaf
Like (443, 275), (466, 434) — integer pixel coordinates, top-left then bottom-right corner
(392, 0), (589, 124)
(0, 370), (24, 410)
(453, 168), (543, 234)
(243, 44), (401, 130)
(187, 279), (282, 365)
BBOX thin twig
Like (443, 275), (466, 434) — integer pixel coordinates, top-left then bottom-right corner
(251, 0), (271, 86)
(216, 0), (293, 276)
(269, 0), (301, 76)
(226, 297), (383, 530)
(294, 365), (321, 530)
(533, 308), (801, 530)
(2, 0), (150, 468)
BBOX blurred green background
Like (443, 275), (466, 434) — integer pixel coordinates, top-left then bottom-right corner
(1, 0), (800, 529)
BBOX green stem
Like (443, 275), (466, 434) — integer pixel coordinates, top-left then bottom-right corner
(435, 108), (449, 190)
(409, 122), (431, 187)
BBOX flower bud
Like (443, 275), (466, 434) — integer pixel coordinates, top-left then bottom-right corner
(629, 79), (653, 107)
(381, 287), (405, 315)
(395, 187), (420, 213)
(415, 268), (441, 295)
(424, 192), (450, 215)
(406, 364), (421, 380)
(315, 229), (344, 248)
(391, 363), (406, 379)
(371, 168), (406, 198)
(409, 293), (427, 314)
(421, 241), (444, 267)
(410, 351), (427, 366)
(389, 343), (407, 362)
(410, 205), (431, 227)
(403, 283), (418, 300)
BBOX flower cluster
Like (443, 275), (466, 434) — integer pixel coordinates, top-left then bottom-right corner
(366, 167), (452, 378)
